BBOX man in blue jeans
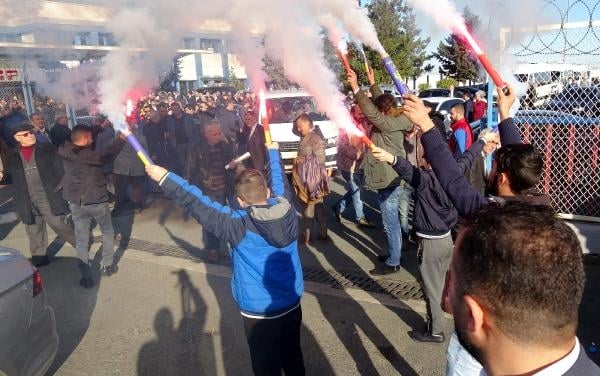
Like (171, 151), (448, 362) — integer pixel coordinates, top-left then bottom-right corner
(348, 69), (413, 275)
(59, 125), (125, 288)
(333, 109), (374, 228)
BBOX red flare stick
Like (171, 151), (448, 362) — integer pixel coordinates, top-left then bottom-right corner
(259, 90), (271, 144)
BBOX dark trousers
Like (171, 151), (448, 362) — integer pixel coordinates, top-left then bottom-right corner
(203, 188), (227, 251)
(114, 174), (146, 212)
(417, 235), (453, 334)
(243, 305), (305, 376)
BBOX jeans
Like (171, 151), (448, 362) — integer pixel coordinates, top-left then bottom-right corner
(446, 332), (484, 376)
(70, 202), (114, 267)
(339, 170), (365, 221)
(243, 305), (305, 376)
(398, 185), (414, 235)
(378, 185), (403, 267)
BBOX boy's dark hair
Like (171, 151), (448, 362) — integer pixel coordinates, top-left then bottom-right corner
(374, 93), (397, 114)
(455, 203), (584, 345)
(71, 124), (92, 142)
(494, 143), (543, 193)
(235, 169), (269, 204)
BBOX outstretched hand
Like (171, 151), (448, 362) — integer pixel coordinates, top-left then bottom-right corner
(347, 69), (360, 92)
(266, 141), (279, 150)
(367, 66), (375, 86)
(145, 164), (168, 182)
(370, 146), (395, 164)
(401, 94), (435, 133)
(497, 83), (516, 121)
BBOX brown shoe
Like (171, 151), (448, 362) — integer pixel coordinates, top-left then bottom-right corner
(206, 249), (219, 263)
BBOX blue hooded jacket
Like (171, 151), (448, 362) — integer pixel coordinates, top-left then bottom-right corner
(159, 148), (303, 317)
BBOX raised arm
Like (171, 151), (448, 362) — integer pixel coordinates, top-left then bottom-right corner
(496, 85), (522, 146)
(402, 94), (488, 216)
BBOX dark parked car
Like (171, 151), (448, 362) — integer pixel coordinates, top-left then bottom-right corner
(513, 109), (600, 126)
(0, 247), (58, 376)
(545, 86), (600, 117)
(418, 88), (451, 98)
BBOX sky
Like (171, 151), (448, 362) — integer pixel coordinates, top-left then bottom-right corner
(362, 0), (598, 66)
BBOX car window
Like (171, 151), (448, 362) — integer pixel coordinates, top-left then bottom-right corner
(439, 99), (462, 113)
(266, 97), (326, 123)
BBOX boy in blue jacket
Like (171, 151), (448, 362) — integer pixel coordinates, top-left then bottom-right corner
(145, 141), (305, 376)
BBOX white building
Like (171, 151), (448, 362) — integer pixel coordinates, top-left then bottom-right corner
(0, 0), (246, 89)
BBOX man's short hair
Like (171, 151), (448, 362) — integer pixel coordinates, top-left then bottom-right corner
(455, 203), (584, 345)
(451, 103), (465, 116)
(235, 169), (269, 204)
(204, 120), (221, 133)
(71, 124), (93, 142)
(293, 113), (313, 129)
(374, 93), (397, 114)
(495, 143), (543, 193)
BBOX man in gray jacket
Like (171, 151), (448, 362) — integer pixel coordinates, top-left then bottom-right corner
(348, 69), (413, 275)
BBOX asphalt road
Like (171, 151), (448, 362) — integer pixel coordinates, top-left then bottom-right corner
(0, 175), (598, 375)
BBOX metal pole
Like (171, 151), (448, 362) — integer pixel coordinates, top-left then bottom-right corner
(65, 104), (77, 129)
(21, 62), (34, 116)
(486, 75), (495, 128)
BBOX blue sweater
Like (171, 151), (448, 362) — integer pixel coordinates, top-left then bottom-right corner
(159, 149), (303, 317)
(390, 140), (485, 237)
(420, 118), (522, 217)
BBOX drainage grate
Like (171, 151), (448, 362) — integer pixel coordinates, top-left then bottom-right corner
(302, 266), (423, 301)
(99, 236), (423, 301)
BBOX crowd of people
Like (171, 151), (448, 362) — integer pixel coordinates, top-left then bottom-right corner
(0, 69), (598, 375)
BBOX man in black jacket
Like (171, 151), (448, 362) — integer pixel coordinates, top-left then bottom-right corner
(3, 122), (75, 267)
(59, 125), (125, 288)
(445, 203), (600, 376)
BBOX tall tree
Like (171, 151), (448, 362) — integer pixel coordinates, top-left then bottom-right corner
(433, 6), (481, 82)
(348, 0), (430, 87)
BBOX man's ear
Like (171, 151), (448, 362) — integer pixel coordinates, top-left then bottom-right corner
(463, 295), (488, 344)
(266, 188), (271, 199)
(236, 196), (247, 208)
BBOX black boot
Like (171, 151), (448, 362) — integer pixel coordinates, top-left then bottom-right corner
(78, 261), (94, 289)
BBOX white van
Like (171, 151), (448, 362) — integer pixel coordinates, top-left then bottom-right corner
(262, 90), (339, 172)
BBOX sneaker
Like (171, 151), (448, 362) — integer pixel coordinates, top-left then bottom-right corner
(409, 331), (445, 344)
(101, 264), (119, 276)
(30, 255), (50, 268)
(369, 264), (400, 276)
(357, 218), (375, 228)
(79, 277), (94, 289)
(332, 204), (341, 222)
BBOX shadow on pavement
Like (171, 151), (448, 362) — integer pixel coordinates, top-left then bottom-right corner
(43, 254), (102, 375)
(138, 269), (216, 375)
(301, 244), (423, 375)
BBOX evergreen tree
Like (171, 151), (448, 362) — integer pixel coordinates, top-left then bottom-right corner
(348, 0), (430, 88)
(433, 7), (481, 82)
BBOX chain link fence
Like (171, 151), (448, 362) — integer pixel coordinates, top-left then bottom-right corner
(501, 0), (600, 220)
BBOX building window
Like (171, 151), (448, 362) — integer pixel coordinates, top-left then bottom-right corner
(76, 32), (91, 46)
(98, 32), (114, 46)
(200, 38), (222, 52)
(0, 33), (21, 43)
(183, 37), (195, 49)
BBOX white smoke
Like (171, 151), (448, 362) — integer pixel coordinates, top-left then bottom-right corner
(7, 0), (393, 134)
(98, 7), (177, 130)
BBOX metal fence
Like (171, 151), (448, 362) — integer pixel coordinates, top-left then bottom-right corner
(499, 0), (600, 221)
